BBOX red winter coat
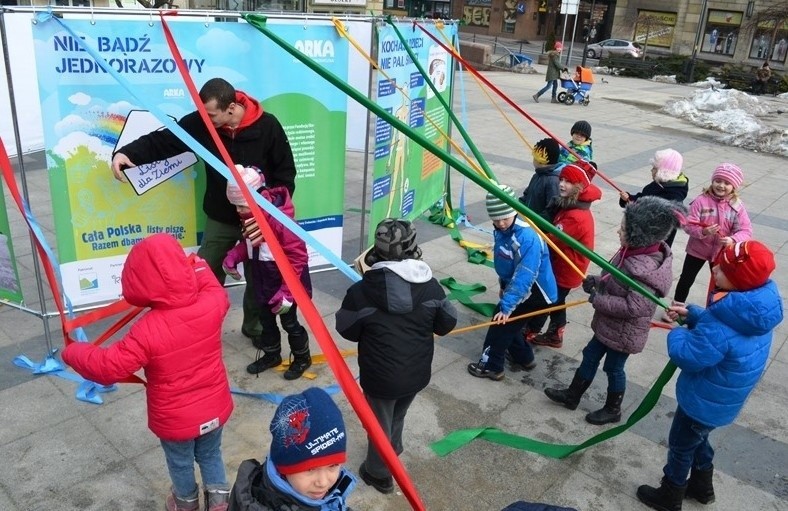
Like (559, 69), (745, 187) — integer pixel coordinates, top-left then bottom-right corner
(62, 234), (233, 442)
(546, 184), (601, 289)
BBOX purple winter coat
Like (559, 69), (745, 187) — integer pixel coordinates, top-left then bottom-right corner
(588, 242), (673, 354)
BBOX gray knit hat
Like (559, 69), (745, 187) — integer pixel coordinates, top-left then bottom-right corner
(366, 218), (422, 264)
(486, 184), (517, 220)
(623, 196), (687, 248)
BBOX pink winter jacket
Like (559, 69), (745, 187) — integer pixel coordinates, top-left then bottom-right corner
(62, 234), (233, 442)
(683, 193), (752, 261)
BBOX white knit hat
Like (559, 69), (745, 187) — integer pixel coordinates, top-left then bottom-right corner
(226, 164), (263, 206)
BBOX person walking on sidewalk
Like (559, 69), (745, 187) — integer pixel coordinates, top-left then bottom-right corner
(637, 240), (783, 511)
(544, 197), (684, 425)
(533, 42), (567, 104)
(335, 218), (457, 494)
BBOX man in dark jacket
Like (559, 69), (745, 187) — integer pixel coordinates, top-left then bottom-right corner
(110, 78), (296, 342)
(335, 218), (457, 494)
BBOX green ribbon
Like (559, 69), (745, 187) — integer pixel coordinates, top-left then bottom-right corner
(439, 277), (496, 317)
(431, 361), (677, 457)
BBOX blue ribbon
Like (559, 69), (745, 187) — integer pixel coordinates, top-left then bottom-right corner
(13, 354), (116, 404)
(41, 11), (360, 284)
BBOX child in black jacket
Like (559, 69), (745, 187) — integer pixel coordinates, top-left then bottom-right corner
(335, 218), (457, 494)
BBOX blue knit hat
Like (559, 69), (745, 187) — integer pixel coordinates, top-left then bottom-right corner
(269, 388), (347, 475)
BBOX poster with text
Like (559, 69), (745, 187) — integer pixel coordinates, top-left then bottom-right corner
(0, 175), (23, 302)
(32, 17), (348, 305)
(370, 22), (456, 243)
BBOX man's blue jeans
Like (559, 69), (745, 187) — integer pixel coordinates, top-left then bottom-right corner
(662, 406), (716, 487)
(577, 336), (629, 392)
(160, 426), (228, 498)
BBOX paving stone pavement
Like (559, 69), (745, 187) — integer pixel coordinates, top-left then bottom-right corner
(1, 69), (786, 511)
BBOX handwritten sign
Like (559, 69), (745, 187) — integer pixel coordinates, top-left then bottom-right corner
(122, 151), (198, 195)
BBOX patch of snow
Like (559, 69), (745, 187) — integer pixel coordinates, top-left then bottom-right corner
(663, 88), (787, 157)
(652, 75), (677, 84)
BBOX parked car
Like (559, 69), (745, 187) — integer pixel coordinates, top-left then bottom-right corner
(585, 39), (643, 59)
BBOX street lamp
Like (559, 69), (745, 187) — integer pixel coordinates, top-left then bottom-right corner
(688, 0), (710, 83)
(580, 0), (597, 67)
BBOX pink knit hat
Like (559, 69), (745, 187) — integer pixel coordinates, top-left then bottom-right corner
(711, 162), (743, 189)
(651, 149), (683, 182)
(226, 164), (263, 206)
(554, 42), (563, 51)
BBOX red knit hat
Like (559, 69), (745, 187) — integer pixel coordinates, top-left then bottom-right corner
(715, 240), (775, 291)
(559, 164), (591, 189)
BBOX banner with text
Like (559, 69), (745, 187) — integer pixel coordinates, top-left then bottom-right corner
(32, 18), (348, 305)
(371, 22), (456, 243)
(0, 174), (23, 303)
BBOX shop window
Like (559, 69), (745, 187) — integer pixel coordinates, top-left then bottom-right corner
(55, 0), (91, 5)
(749, 21), (788, 63)
(634, 10), (676, 49)
(701, 10), (742, 56)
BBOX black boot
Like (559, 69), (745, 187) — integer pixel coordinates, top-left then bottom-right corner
(544, 371), (592, 410)
(283, 328), (311, 380)
(637, 479), (686, 511)
(685, 465), (715, 504)
(246, 351), (282, 375)
(586, 391), (624, 425)
(284, 351), (312, 380)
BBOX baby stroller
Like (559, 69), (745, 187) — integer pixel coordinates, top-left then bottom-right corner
(557, 66), (594, 106)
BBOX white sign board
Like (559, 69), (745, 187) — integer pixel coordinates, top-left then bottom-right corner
(114, 110), (198, 195)
(560, 0), (580, 15)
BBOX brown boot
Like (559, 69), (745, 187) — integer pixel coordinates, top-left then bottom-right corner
(531, 326), (564, 348)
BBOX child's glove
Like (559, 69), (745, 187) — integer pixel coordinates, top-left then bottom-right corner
(581, 276), (597, 294)
(222, 255), (242, 281)
(268, 288), (293, 315)
(242, 217), (264, 247)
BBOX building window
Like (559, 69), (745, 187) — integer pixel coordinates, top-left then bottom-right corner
(701, 10), (742, 56)
(634, 10), (676, 49)
(55, 0), (92, 5)
(749, 21), (788, 63)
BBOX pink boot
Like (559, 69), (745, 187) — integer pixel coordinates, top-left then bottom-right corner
(164, 489), (199, 511)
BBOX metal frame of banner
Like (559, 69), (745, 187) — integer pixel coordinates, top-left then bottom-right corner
(0, 5), (459, 357)
(0, 8), (56, 355)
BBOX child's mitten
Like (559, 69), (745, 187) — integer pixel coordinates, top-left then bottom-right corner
(268, 288), (293, 315)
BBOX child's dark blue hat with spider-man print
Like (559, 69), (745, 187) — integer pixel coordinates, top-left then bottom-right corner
(269, 387), (347, 475)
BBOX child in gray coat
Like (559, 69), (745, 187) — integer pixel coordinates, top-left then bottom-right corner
(544, 197), (686, 425)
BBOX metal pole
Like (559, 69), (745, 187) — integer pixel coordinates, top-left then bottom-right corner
(566, 5), (580, 67)
(580, 0), (597, 67)
(688, 0), (710, 83)
(358, 20), (376, 254)
(0, 9), (55, 355)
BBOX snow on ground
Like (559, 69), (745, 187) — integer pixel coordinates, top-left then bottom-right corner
(663, 88), (788, 157)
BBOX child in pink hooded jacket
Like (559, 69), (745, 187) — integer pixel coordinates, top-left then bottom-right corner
(222, 165), (313, 380)
(668, 163), (752, 313)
